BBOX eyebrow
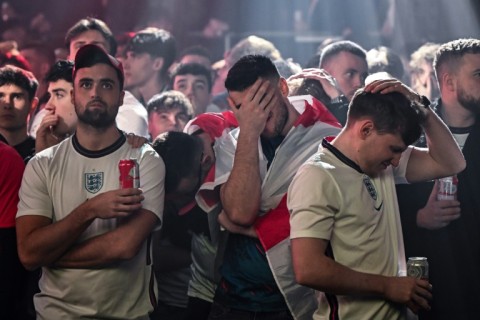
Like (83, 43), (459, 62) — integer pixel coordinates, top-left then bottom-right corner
(100, 78), (115, 84)
(78, 78), (116, 84)
(51, 88), (67, 93)
(0, 90), (26, 97)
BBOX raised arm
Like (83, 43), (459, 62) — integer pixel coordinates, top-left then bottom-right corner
(34, 109), (62, 153)
(220, 79), (278, 226)
(365, 79), (466, 182)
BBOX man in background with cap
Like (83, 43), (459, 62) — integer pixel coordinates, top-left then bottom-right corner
(123, 27), (177, 105)
(15, 44), (165, 319)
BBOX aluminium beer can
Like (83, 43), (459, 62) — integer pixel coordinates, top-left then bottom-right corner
(119, 159), (140, 188)
(437, 175), (458, 200)
(407, 257), (429, 280)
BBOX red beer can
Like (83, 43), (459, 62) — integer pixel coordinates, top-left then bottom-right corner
(437, 175), (458, 200)
(119, 159), (140, 188)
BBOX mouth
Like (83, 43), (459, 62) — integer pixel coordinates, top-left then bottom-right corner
(381, 161), (389, 169)
(87, 101), (106, 108)
(0, 113), (15, 120)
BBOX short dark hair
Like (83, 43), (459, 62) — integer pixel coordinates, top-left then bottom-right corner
(171, 63), (213, 92)
(147, 90), (194, 118)
(0, 65), (38, 100)
(152, 131), (203, 194)
(45, 60), (74, 84)
(126, 27), (176, 76)
(65, 17), (117, 56)
(225, 54), (280, 92)
(434, 38), (480, 86)
(319, 40), (367, 67)
(348, 91), (425, 146)
(179, 45), (212, 62)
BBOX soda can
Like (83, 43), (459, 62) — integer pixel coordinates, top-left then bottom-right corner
(437, 175), (458, 200)
(407, 257), (429, 280)
(119, 159), (140, 189)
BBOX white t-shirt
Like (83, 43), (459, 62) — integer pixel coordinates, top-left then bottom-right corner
(17, 134), (165, 319)
(288, 142), (412, 320)
(116, 90), (149, 138)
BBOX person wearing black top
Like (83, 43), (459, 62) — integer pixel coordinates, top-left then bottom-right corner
(0, 65), (38, 163)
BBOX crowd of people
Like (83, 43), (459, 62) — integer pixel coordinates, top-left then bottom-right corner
(0, 4), (478, 320)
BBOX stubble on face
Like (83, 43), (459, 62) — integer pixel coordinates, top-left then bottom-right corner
(264, 97), (289, 139)
(75, 98), (117, 129)
(73, 65), (122, 130)
(457, 83), (480, 114)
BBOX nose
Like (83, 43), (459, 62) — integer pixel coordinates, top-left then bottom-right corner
(173, 118), (183, 131)
(390, 155), (401, 168)
(184, 85), (194, 99)
(90, 84), (101, 99)
(0, 95), (13, 108)
(353, 75), (364, 88)
(167, 114), (181, 128)
(160, 113), (176, 130)
(45, 98), (56, 112)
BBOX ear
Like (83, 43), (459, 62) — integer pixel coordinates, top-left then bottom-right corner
(279, 77), (289, 97)
(29, 97), (39, 116)
(442, 72), (455, 93)
(119, 90), (125, 107)
(359, 120), (374, 140)
(201, 154), (214, 172)
(226, 95), (238, 111)
(152, 57), (164, 72)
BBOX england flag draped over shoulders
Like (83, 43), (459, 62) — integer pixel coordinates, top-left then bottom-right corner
(192, 96), (341, 319)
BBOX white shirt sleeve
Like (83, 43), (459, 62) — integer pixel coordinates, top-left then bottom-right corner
(116, 91), (149, 138)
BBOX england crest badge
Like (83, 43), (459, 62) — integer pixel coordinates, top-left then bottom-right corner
(362, 175), (377, 200)
(85, 172), (104, 194)
(363, 175), (383, 211)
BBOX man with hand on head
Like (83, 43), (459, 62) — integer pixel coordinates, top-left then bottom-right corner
(288, 79), (465, 319)
(16, 44), (165, 320)
(207, 54), (341, 320)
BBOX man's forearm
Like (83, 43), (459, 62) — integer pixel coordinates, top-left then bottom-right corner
(292, 238), (431, 308)
(295, 249), (388, 296)
(221, 130), (262, 226)
(16, 203), (96, 270)
(54, 210), (158, 269)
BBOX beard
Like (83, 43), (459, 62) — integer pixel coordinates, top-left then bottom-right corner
(270, 100), (289, 138)
(75, 99), (117, 129)
(457, 84), (480, 114)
